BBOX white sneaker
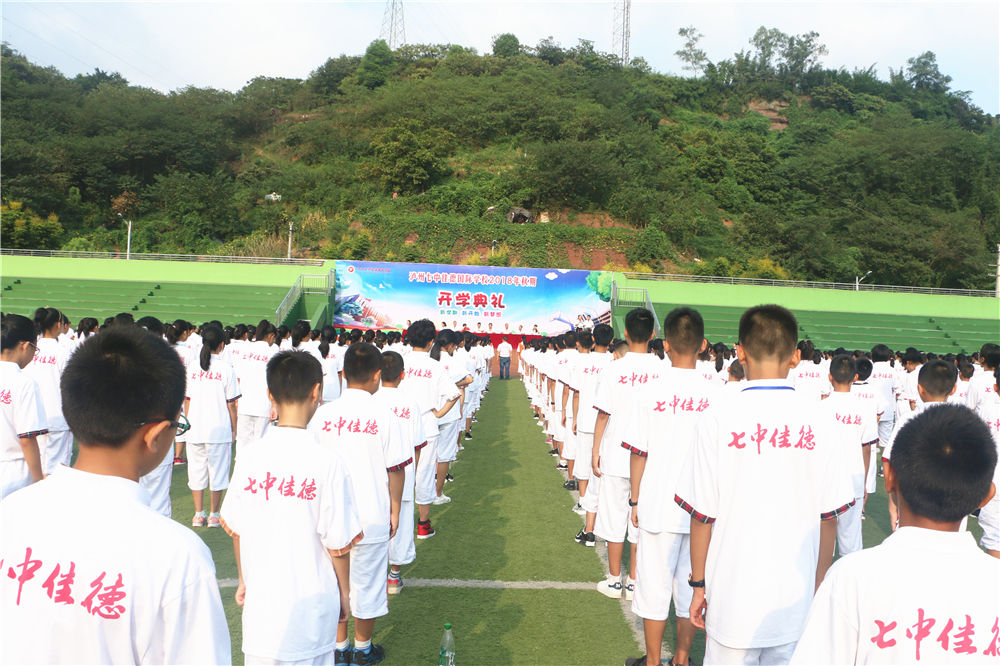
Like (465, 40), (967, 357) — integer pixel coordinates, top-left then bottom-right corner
(596, 575), (623, 599)
(572, 503), (586, 516)
(624, 579), (635, 601)
(432, 494), (452, 505)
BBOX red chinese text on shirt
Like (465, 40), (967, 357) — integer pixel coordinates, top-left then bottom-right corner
(726, 424), (815, 454)
(0, 389), (11, 405)
(244, 475), (317, 501)
(870, 610), (999, 659)
(5, 547), (128, 619)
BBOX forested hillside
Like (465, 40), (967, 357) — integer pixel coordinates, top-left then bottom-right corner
(2, 29), (998, 288)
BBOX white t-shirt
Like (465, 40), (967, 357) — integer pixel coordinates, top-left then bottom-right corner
(821, 391), (878, 499)
(0, 361), (48, 462)
(0, 466), (230, 664)
(974, 394), (1000, 485)
(399, 351), (461, 438)
(869, 361), (899, 423)
(904, 365), (925, 410)
(310, 389), (411, 544)
(375, 386), (425, 503)
(592, 352), (663, 477)
(626, 367), (718, 534)
(791, 527), (1000, 665)
(321, 351), (344, 403)
(966, 370), (999, 414)
(236, 340), (277, 418)
(949, 380), (972, 405)
(436, 351), (471, 425)
(884, 402), (949, 461)
(675, 379), (855, 649)
(23, 337), (69, 432)
(851, 381), (888, 423)
(567, 350), (612, 433)
(220, 426), (362, 661)
(791, 361), (829, 401)
(185, 355), (241, 444)
(497, 341), (513, 358)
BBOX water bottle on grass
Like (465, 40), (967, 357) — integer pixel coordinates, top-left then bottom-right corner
(439, 623), (455, 665)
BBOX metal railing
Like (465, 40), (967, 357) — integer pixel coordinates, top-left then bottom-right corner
(274, 269), (336, 325)
(611, 285), (662, 336)
(1, 248), (325, 266)
(620, 272), (996, 298)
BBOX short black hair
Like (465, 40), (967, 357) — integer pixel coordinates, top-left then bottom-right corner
(266, 350), (322, 403)
(612, 340), (629, 355)
(576, 331), (593, 348)
(871, 344), (893, 362)
(407, 319), (436, 347)
(728, 359), (745, 380)
(61, 327), (186, 448)
(344, 342), (382, 384)
(381, 350), (404, 383)
(1, 313), (36, 350)
(738, 305), (798, 362)
(136, 316), (164, 336)
(593, 323), (613, 347)
(663, 307), (705, 355)
(855, 358), (873, 382)
(918, 360), (957, 398)
(892, 404), (997, 522)
(624, 308), (655, 343)
(959, 363), (975, 380)
(829, 354), (857, 384)
(984, 351), (1000, 370)
(562, 331), (577, 349)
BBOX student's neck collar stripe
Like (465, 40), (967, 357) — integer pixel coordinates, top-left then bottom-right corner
(742, 385), (795, 392)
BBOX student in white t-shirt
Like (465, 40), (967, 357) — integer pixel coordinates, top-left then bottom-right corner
(623, 307), (719, 666)
(133, 316), (176, 518)
(677, 305), (854, 664)
(165, 320), (194, 464)
(950, 362), (975, 405)
(311, 343), (410, 665)
(375, 351), (425, 595)
(791, 403), (999, 664)
(1, 326), (231, 664)
(972, 366), (1000, 558)
(236, 320), (278, 451)
(430, 330), (472, 505)
(966, 349), (999, 413)
(24, 307), (71, 475)
(221, 350), (362, 665)
(185, 326), (240, 529)
(592, 307), (660, 600)
(821, 355), (879, 556)
(0, 314), (46, 499)
(883, 361), (957, 532)
(850, 358), (887, 511)
(318, 326), (344, 403)
(567, 326), (613, 526)
(497, 337), (513, 379)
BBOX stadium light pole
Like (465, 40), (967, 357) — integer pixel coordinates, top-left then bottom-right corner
(117, 213), (132, 260)
(855, 270), (872, 291)
(264, 191), (289, 259)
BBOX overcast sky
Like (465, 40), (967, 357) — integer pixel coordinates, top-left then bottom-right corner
(2, 1), (998, 114)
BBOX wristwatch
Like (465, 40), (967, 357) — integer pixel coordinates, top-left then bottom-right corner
(628, 498), (638, 507)
(688, 575), (705, 588)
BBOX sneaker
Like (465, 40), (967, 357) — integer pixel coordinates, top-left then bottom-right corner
(417, 520), (436, 539)
(464, 431), (472, 440)
(350, 644), (386, 666)
(445, 473), (454, 483)
(548, 448), (559, 456)
(207, 513), (221, 528)
(387, 576), (403, 595)
(572, 502), (586, 515)
(472, 416), (479, 423)
(574, 528), (587, 544)
(625, 579), (635, 601)
(597, 575), (623, 599)
(556, 462), (568, 470)
(173, 457), (185, 465)
(432, 494), (451, 505)
(545, 437), (554, 445)
(191, 512), (207, 528)
(335, 648), (353, 666)
(579, 531), (596, 547)
(624, 656), (648, 666)
(563, 479), (578, 490)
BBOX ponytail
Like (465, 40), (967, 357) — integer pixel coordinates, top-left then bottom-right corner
(319, 325), (336, 359)
(291, 320), (310, 348)
(199, 325), (224, 371)
(33, 307), (61, 335)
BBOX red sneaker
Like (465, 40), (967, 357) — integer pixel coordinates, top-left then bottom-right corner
(416, 520), (436, 539)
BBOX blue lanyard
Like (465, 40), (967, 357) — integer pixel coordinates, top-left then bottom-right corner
(741, 386), (795, 392)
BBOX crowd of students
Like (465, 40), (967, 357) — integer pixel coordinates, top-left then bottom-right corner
(0, 309), (493, 665)
(0, 303), (998, 665)
(519, 306), (999, 666)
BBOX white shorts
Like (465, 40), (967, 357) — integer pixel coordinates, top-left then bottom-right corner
(437, 420), (462, 463)
(549, 412), (565, 442)
(415, 437), (438, 505)
(979, 494), (1000, 551)
(865, 442), (878, 495)
(632, 529), (692, 621)
(389, 501), (416, 566)
(837, 498), (864, 556)
(595, 474), (638, 543)
(39, 430), (72, 475)
(0, 459), (32, 501)
(462, 397), (476, 420)
(562, 424), (576, 460)
(581, 472), (600, 513)
(186, 442), (232, 491)
(349, 541), (389, 619)
(574, 432), (594, 481)
(139, 447), (174, 518)
(704, 637), (796, 665)
(244, 649), (335, 665)
(237, 414), (270, 451)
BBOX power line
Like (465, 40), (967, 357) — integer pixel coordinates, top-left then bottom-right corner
(611, 0), (631, 66)
(380, 0), (405, 50)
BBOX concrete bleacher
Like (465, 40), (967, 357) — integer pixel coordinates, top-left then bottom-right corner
(2, 276), (289, 326)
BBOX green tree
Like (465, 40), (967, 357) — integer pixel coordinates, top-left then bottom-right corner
(0, 201), (63, 249)
(905, 51), (951, 93)
(368, 122), (454, 193)
(676, 26), (708, 75)
(308, 55), (360, 96)
(356, 40), (396, 89)
(492, 33), (521, 58)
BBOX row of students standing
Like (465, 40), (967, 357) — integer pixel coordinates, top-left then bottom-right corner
(519, 306), (999, 666)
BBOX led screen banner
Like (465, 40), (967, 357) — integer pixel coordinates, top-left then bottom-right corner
(333, 260), (613, 336)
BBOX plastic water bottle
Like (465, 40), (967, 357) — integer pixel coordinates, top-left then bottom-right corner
(439, 622), (456, 666)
